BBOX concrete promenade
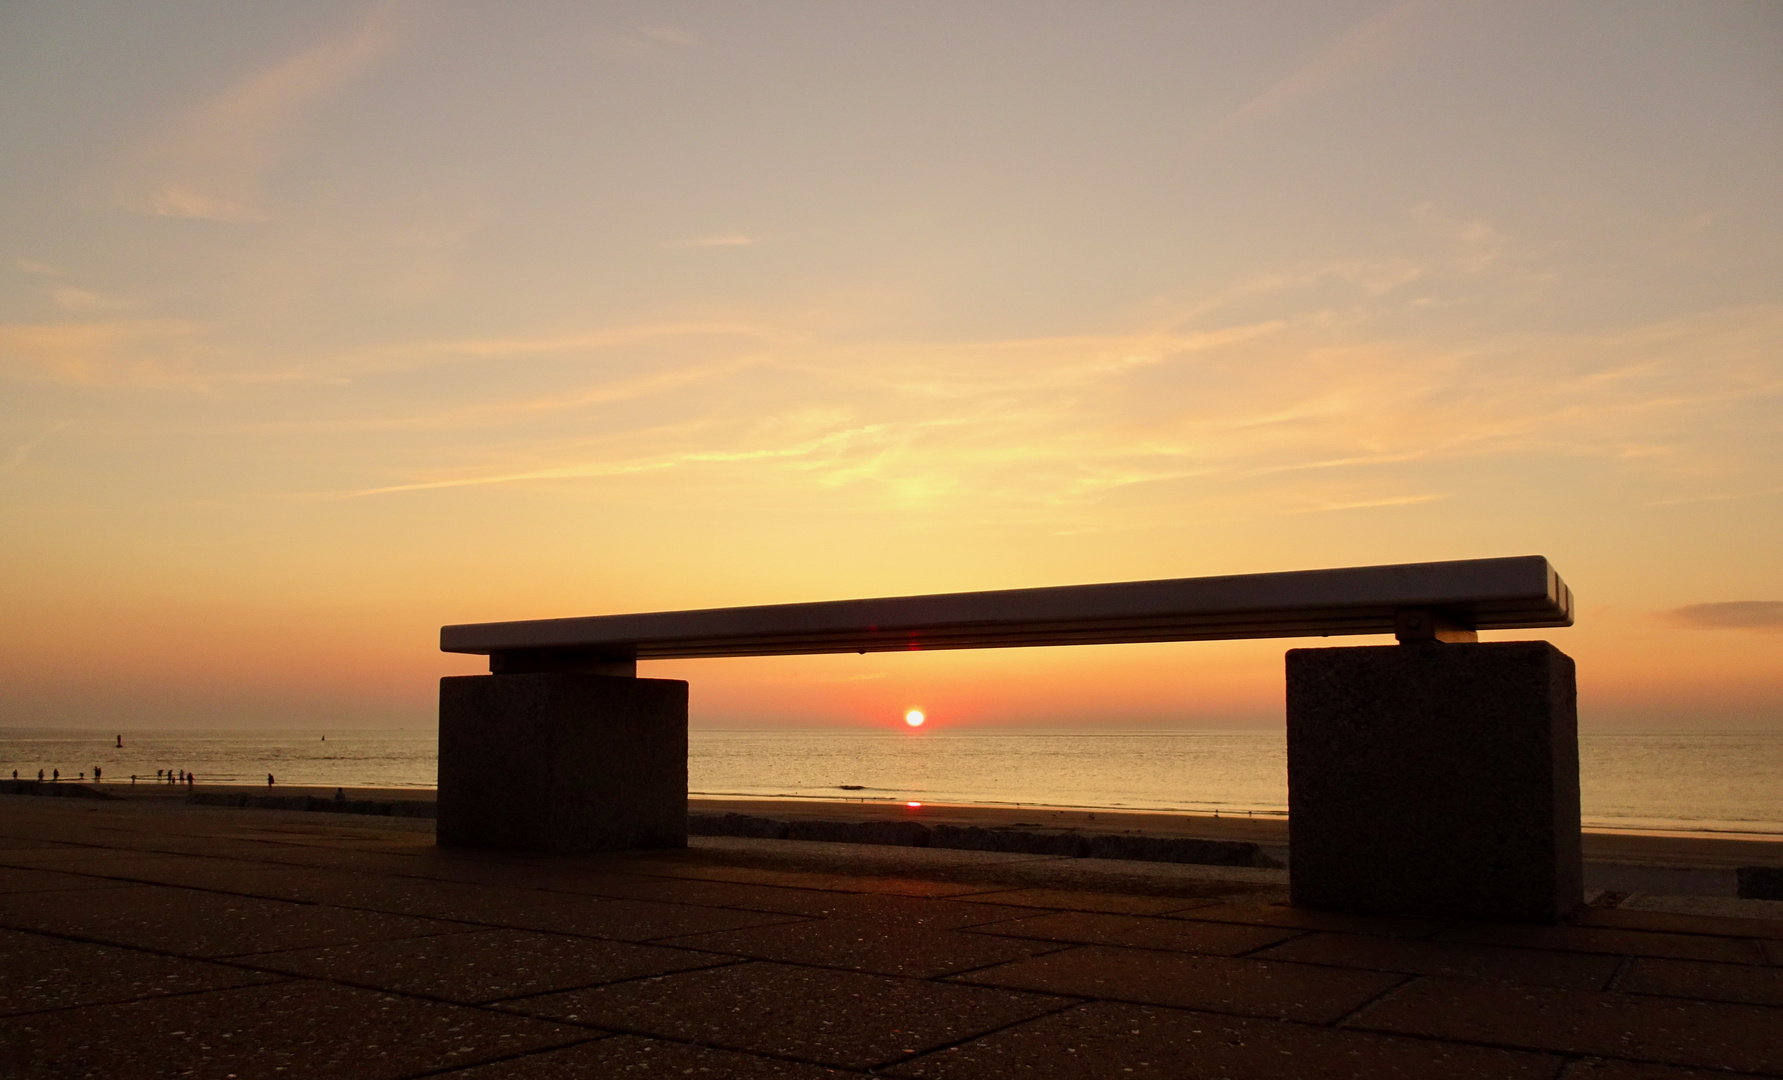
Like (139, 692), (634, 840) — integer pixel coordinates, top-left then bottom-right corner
(3, 795), (1782, 1078)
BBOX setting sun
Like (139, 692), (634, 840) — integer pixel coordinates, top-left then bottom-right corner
(905, 709), (925, 727)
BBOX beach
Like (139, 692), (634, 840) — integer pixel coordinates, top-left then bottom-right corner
(27, 780), (1780, 906)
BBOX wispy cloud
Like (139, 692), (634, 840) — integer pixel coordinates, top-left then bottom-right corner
(0, 319), (214, 388)
(49, 286), (136, 313)
(116, 4), (400, 221)
(600, 24), (700, 58)
(1666, 602), (1783, 632)
(1, 421), (71, 472)
(1205, 2), (1423, 141)
(14, 227), (1779, 527)
(286, 296), (1782, 519)
(681, 235), (759, 249)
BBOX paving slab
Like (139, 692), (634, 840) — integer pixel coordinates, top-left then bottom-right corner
(1618, 895), (1783, 923)
(558, 873), (1042, 927)
(486, 895), (806, 941)
(0, 883), (464, 957)
(1565, 1059), (1775, 1079)
(628, 860), (1002, 898)
(8, 852), (300, 890)
(1252, 931), (1623, 990)
(238, 927), (739, 1004)
(501, 960), (1072, 1070)
(1576, 905), (1783, 941)
(0, 978), (590, 1080)
(435, 1033), (860, 1077)
(0, 845), (199, 870)
(1168, 901), (1452, 938)
(882, 1000), (1565, 1080)
(0, 836), (81, 851)
(954, 944), (1404, 1023)
(1617, 956), (1783, 1007)
(954, 887), (1218, 916)
(660, 916), (1067, 978)
(1356, 975), (1783, 1074)
(1439, 922), (1771, 965)
(0, 927), (285, 1016)
(968, 910), (1301, 954)
(0, 864), (133, 895)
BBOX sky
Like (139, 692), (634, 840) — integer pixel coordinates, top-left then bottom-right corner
(1, 1), (1779, 732)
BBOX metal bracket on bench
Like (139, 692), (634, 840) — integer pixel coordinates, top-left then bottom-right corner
(489, 649), (638, 677)
(1394, 609), (1478, 644)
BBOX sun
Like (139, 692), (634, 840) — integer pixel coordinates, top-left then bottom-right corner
(904, 709), (925, 727)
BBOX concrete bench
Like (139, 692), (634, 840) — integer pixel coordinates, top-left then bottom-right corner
(439, 555), (1580, 921)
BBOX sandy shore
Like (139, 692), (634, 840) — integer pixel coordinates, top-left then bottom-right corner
(79, 781), (1783, 871)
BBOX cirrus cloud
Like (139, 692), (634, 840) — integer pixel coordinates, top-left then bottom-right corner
(1667, 601), (1783, 632)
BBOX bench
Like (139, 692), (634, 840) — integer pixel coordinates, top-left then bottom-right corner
(439, 555), (1580, 921)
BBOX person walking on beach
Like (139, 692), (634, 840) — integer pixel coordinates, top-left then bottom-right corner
(267, 773), (275, 788)
(37, 769), (43, 782)
(51, 769), (58, 782)
(93, 766), (100, 783)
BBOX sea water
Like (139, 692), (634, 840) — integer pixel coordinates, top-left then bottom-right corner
(1, 728), (1778, 836)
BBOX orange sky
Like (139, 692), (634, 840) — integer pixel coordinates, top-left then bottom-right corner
(2, 2), (1779, 731)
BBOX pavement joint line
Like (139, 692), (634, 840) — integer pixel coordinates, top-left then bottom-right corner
(220, 946), (752, 1010)
(477, 994), (894, 1070)
(1603, 953), (1635, 992)
(390, 1033), (621, 1080)
(207, 925), (498, 961)
(621, 931), (1080, 981)
(1234, 926), (1314, 958)
(860, 992), (1092, 1074)
(1551, 1057), (1591, 1079)
(1443, 1034), (1783, 1076)
(945, 932), (1345, 965)
(1327, 970), (1417, 1028)
(946, 910), (1079, 933)
(929, 941), (1084, 982)
(627, 913), (818, 945)
(0, 978), (305, 1023)
(472, 955), (757, 1008)
(633, 1027), (884, 1075)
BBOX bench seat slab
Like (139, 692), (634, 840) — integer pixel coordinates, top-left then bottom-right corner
(1286, 641), (1582, 923)
(438, 673), (688, 854)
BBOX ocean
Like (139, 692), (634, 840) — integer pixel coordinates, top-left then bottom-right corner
(2, 728), (1778, 837)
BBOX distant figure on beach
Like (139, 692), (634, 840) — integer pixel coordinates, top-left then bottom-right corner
(37, 770), (43, 782)
(116, 735), (122, 748)
(10, 770), (15, 780)
(94, 766), (100, 782)
(334, 788), (346, 802)
(51, 769), (58, 782)
(267, 773), (275, 787)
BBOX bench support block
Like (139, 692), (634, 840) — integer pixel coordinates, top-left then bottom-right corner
(1286, 641), (1581, 923)
(438, 673), (688, 854)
